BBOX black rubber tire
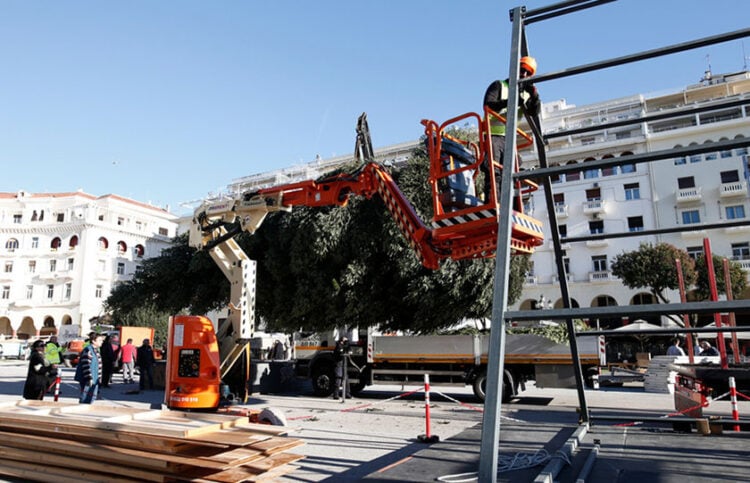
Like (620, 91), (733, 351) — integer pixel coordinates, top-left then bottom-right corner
(311, 360), (335, 397)
(473, 371), (513, 403)
(584, 367), (599, 389)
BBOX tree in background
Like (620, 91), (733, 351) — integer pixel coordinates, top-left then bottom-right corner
(611, 242), (697, 305)
(107, 142), (530, 334)
(694, 254), (747, 300)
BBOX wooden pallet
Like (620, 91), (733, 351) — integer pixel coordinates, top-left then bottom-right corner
(0, 400), (303, 482)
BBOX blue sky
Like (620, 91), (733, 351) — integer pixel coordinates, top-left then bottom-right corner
(2, 1), (749, 215)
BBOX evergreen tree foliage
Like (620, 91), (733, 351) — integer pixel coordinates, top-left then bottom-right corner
(610, 242), (696, 304)
(106, 143), (530, 334)
(694, 254), (747, 300)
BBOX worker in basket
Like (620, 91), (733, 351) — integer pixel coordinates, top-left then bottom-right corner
(482, 55), (541, 201)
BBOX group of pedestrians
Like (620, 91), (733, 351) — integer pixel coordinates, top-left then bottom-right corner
(23, 332), (156, 405)
(666, 337), (721, 357)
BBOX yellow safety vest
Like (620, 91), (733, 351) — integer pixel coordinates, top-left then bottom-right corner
(45, 342), (63, 364)
(489, 80), (531, 137)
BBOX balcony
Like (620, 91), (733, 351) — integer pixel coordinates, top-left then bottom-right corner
(589, 271), (613, 282)
(554, 203), (569, 218)
(681, 229), (708, 239)
(733, 258), (750, 271)
(552, 274), (572, 284)
(676, 186), (702, 203)
(524, 275), (538, 285)
(582, 199), (605, 215)
(586, 238), (609, 248)
(720, 181), (748, 198)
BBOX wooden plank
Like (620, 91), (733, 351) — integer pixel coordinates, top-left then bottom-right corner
(0, 458), (146, 483)
(0, 417), (217, 453)
(0, 402), (252, 439)
(0, 430), (250, 473)
(179, 445), (267, 466)
(187, 427), (278, 446)
(246, 463), (300, 482)
(248, 436), (306, 454)
(243, 452), (305, 473)
(0, 446), (165, 482)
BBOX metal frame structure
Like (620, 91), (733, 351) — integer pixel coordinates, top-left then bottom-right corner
(479, 1), (750, 480)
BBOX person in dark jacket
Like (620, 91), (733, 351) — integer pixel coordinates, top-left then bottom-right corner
(136, 338), (155, 391)
(75, 333), (104, 403)
(100, 334), (115, 388)
(699, 340), (720, 357)
(23, 340), (57, 400)
(332, 337), (351, 399)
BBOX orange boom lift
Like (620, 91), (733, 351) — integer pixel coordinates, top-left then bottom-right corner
(166, 112), (544, 410)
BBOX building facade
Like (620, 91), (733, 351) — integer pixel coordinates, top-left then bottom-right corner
(515, 70), (750, 327)
(0, 190), (177, 338)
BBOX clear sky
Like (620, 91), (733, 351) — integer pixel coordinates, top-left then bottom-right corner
(2, 1), (749, 215)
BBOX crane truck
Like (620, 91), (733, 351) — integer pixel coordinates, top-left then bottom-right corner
(166, 111), (546, 410)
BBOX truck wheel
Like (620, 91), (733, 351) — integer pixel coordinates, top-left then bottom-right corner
(311, 361), (335, 397)
(584, 367), (599, 389)
(473, 371), (513, 403)
(349, 377), (367, 395)
(473, 371), (487, 401)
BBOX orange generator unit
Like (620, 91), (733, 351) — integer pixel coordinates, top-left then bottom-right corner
(166, 315), (249, 410)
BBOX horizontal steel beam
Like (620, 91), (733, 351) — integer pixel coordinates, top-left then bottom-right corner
(506, 300), (750, 321)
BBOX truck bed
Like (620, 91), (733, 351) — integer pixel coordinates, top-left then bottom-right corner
(371, 334), (599, 365)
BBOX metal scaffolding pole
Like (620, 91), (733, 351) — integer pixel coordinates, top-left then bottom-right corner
(477, 5), (526, 482)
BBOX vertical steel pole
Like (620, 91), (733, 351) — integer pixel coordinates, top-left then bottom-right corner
(478, 6), (525, 482)
(703, 238), (729, 369)
(722, 258), (741, 362)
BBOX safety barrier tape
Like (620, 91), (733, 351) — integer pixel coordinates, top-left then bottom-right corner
(429, 388), (525, 423)
(287, 386), (425, 421)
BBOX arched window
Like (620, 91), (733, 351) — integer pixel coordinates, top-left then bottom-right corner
(703, 139), (717, 161)
(50, 237), (62, 250)
(673, 144), (686, 165)
(620, 151), (636, 173)
(69, 235), (79, 249)
(5, 238), (19, 252)
(735, 134), (747, 156)
(98, 237), (109, 250)
(601, 154), (617, 176)
(117, 241), (127, 254)
(565, 160), (580, 181)
(134, 244), (145, 258)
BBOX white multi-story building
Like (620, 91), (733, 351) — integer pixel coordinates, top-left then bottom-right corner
(515, 70), (750, 327)
(0, 190), (177, 338)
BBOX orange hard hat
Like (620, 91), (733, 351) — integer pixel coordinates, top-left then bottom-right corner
(520, 56), (537, 76)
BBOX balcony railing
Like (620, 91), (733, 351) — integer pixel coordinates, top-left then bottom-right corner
(733, 258), (750, 271)
(586, 238), (609, 247)
(676, 186), (702, 203)
(589, 271), (613, 282)
(554, 203), (569, 218)
(720, 181), (747, 198)
(583, 199), (605, 214)
(525, 275), (538, 285)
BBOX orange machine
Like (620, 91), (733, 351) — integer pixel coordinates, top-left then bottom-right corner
(166, 315), (249, 410)
(168, 112), (544, 410)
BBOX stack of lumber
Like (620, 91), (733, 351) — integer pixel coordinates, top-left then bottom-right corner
(0, 400), (303, 482)
(643, 355), (680, 394)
